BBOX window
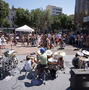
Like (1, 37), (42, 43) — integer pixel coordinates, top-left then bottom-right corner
(56, 12), (60, 14)
(53, 8), (55, 10)
(56, 9), (61, 11)
(52, 11), (55, 13)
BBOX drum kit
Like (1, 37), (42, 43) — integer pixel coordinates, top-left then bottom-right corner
(72, 50), (89, 69)
(43, 50), (66, 70)
(0, 48), (18, 76)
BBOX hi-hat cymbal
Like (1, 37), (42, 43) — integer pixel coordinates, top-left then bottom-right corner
(45, 50), (53, 56)
(54, 51), (66, 56)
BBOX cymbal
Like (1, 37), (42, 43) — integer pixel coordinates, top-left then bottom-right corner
(45, 50), (53, 56)
(54, 54), (63, 58)
(82, 50), (89, 56)
(54, 51), (66, 56)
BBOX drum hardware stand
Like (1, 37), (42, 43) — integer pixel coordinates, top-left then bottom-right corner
(10, 56), (21, 76)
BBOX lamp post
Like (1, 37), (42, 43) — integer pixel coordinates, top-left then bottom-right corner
(13, 16), (15, 33)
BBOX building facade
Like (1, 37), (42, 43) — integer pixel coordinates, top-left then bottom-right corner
(6, 6), (17, 28)
(46, 5), (62, 16)
(69, 14), (74, 18)
(75, 0), (89, 33)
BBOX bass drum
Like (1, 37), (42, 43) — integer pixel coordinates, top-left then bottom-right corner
(1, 56), (18, 71)
(72, 57), (79, 68)
(49, 65), (58, 70)
(1, 57), (13, 71)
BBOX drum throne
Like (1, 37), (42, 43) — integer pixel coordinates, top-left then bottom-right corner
(38, 65), (49, 85)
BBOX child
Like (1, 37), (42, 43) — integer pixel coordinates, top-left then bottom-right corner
(24, 55), (32, 71)
(24, 55), (36, 71)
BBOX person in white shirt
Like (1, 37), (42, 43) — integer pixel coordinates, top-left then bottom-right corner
(24, 55), (32, 71)
(1, 35), (6, 49)
(57, 32), (62, 41)
(48, 33), (51, 39)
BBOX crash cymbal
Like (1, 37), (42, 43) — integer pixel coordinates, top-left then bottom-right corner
(82, 50), (89, 56)
(54, 54), (63, 59)
(45, 50), (53, 56)
(54, 51), (66, 56)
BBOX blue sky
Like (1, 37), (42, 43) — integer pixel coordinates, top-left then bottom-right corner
(3, 0), (75, 15)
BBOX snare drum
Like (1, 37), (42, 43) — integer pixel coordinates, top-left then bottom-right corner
(75, 52), (84, 57)
(45, 50), (53, 59)
(48, 57), (58, 65)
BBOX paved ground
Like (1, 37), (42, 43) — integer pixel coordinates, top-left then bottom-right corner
(0, 41), (83, 55)
(0, 42), (89, 90)
(0, 55), (74, 90)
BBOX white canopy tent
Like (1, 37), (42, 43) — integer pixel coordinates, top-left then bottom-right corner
(15, 25), (34, 32)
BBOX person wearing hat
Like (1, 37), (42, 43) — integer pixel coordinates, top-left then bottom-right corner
(35, 48), (48, 76)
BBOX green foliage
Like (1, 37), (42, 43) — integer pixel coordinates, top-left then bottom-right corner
(15, 7), (75, 31)
(15, 8), (53, 31)
(0, 0), (10, 19)
(3, 19), (11, 27)
(51, 13), (75, 31)
(15, 8), (31, 26)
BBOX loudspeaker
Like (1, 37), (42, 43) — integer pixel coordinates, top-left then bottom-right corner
(70, 69), (89, 90)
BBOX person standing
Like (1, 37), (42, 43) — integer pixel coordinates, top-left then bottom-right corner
(86, 34), (89, 47)
(35, 33), (39, 47)
(21, 35), (25, 46)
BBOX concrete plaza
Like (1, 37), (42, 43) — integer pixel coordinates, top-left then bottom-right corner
(0, 42), (88, 90)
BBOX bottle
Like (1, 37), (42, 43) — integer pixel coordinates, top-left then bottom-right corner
(84, 63), (88, 71)
(1, 71), (3, 79)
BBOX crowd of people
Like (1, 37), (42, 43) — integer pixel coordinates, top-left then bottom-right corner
(0, 31), (89, 49)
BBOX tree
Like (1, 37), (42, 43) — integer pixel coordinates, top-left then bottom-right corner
(51, 15), (61, 30)
(30, 8), (53, 31)
(15, 8), (53, 32)
(15, 8), (31, 27)
(51, 13), (75, 32)
(3, 19), (11, 28)
(51, 13), (68, 32)
(67, 16), (75, 31)
(0, 0), (10, 27)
